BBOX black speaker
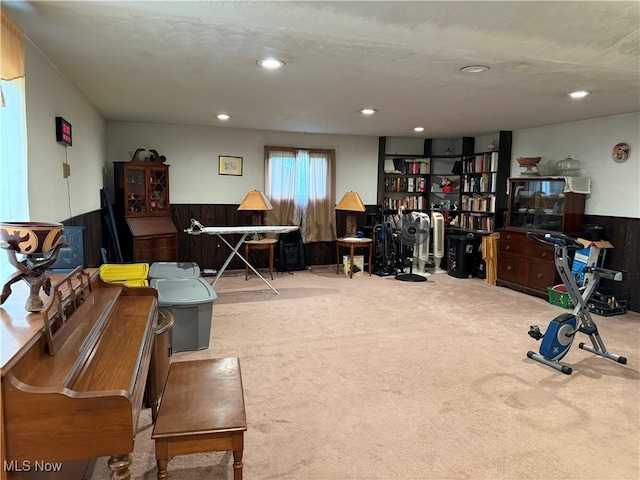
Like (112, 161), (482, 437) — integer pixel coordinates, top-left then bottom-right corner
(277, 230), (305, 272)
(447, 234), (479, 278)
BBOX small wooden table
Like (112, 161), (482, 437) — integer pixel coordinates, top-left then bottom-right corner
(336, 237), (373, 278)
(244, 238), (278, 280)
(152, 358), (247, 480)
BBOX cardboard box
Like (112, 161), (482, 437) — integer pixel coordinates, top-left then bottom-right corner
(570, 238), (614, 287)
(343, 255), (364, 277)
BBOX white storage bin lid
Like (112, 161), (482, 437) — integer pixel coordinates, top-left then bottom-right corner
(149, 262), (201, 279)
(151, 278), (217, 306)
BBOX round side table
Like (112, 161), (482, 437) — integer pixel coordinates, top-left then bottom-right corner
(335, 237), (373, 278)
(244, 238), (278, 280)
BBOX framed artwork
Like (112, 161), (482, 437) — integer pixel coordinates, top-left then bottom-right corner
(218, 155), (243, 176)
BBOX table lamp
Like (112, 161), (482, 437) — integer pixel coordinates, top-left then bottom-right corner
(335, 191), (366, 237)
(238, 190), (273, 240)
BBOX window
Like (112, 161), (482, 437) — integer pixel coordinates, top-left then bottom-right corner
(1, 10), (28, 284)
(0, 79), (29, 284)
(264, 146), (336, 242)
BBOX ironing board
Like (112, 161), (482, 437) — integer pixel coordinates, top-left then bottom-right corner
(185, 220), (298, 294)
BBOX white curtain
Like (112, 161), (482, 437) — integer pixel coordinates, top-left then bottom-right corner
(0, 8), (28, 285)
(264, 146), (336, 242)
(0, 78), (29, 284)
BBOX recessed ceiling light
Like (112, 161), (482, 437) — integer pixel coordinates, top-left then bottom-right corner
(460, 65), (490, 73)
(568, 90), (590, 99)
(257, 58), (285, 70)
(217, 114), (230, 120)
(360, 108), (376, 115)
(414, 127), (425, 132)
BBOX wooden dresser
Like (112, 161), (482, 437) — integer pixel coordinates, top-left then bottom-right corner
(497, 228), (558, 297)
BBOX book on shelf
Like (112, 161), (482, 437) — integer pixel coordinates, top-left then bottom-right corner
(383, 195), (426, 211)
(405, 158), (430, 174)
(463, 172), (494, 193)
(464, 152), (499, 174)
(461, 194), (496, 213)
(479, 173), (490, 192)
(459, 213), (495, 232)
(383, 159), (402, 174)
(490, 152), (499, 171)
(385, 157), (430, 175)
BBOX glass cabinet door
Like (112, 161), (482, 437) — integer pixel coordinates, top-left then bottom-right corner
(125, 166), (148, 215)
(508, 178), (566, 232)
(149, 166), (169, 214)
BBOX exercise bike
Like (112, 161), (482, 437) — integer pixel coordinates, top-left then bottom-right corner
(526, 232), (627, 375)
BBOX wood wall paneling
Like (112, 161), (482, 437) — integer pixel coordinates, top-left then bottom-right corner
(63, 207), (638, 312)
(584, 215), (639, 313)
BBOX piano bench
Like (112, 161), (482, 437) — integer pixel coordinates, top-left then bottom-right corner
(151, 357), (247, 480)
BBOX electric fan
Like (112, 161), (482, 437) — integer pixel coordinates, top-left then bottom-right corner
(395, 212), (429, 282)
(431, 212), (446, 273)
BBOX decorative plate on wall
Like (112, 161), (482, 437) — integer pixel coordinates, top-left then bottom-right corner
(612, 143), (630, 163)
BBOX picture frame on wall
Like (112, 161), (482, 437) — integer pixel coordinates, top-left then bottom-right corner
(218, 155), (243, 176)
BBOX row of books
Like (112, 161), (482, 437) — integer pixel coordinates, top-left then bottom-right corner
(383, 195), (427, 211)
(461, 194), (496, 213)
(463, 152), (499, 173)
(383, 177), (427, 192)
(384, 157), (430, 174)
(461, 172), (497, 193)
(458, 213), (495, 232)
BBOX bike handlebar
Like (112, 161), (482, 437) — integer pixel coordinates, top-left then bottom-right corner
(526, 231), (583, 249)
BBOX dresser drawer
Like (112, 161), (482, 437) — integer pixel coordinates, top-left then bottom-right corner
(497, 252), (521, 284)
(500, 240), (553, 263)
(526, 259), (557, 290)
(135, 248), (178, 263)
(133, 233), (178, 262)
(135, 235), (177, 250)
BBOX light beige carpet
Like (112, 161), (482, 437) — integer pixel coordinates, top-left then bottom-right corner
(91, 265), (640, 480)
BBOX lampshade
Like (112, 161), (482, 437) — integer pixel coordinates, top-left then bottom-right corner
(335, 191), (366, 212)
(238, 190), (273, 211)
(335, 191), (365, 238)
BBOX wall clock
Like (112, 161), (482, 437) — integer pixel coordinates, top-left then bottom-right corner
(55, 116), (72, 146)
(612, 143), (629, 163)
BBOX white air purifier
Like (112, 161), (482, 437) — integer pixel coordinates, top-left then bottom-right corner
(431, 212), (446, 273)
(411, 211), (430, 273)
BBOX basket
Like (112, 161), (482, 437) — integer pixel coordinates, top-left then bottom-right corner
(588, 289), (627, 316)
(547, 285), (574, 309)
(516, 156), (541, 167)
(99, 263), (149, 286)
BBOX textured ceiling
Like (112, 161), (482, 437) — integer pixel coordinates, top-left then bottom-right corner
(5, 1), (640, 138)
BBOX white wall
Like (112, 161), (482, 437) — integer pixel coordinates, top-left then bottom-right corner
(511, 113), (639, 218)
(24, 41), (105, 222)
(105, 123), (379, 205)
(21, 37), (639, 221)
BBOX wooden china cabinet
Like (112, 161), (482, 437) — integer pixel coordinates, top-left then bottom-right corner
(114, 160), (178, 262)
(496, 177), (586, 298)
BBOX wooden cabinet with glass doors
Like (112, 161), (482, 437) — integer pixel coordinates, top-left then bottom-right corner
(114, 160), (170, 217)
(113, 160), (178, 262)
(497, 176), (587, 298)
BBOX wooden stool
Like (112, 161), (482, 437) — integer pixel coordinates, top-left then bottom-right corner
(152, 358), (247, 480)
(244, 238), (277, 280)
(336, 237), (373, 278)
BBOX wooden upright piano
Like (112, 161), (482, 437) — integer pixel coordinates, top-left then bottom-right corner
(1, 268), (161, 480)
